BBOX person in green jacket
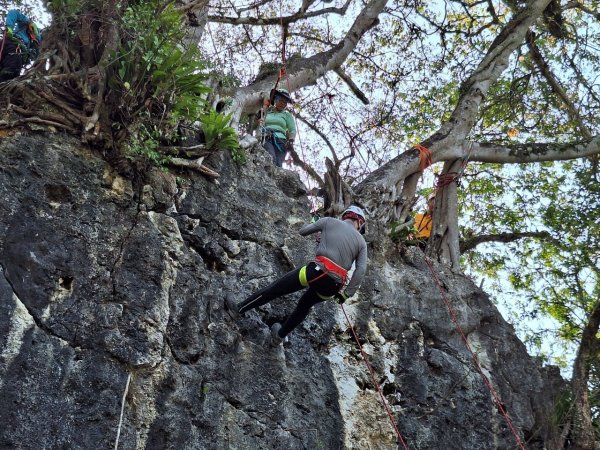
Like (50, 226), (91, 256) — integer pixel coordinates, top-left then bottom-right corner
(262, 88), (296, 167)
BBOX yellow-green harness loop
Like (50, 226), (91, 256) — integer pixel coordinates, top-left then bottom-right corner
(299, 265), (309, 287)
(298, 265), (335, 299)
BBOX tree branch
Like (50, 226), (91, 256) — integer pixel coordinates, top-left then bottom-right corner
(295, 113), (338, 162)
(208, 0), (352, 25)
(334, 67), (369, 105)
(226, 0), (387, 124)
(355, 0), (553, 221)
(287, 146), (325, 186)
(169, 156), (220, 177)
(464, 137), (600, 163)
(460, 231), (554, 253)
(527, 31), (593, 139)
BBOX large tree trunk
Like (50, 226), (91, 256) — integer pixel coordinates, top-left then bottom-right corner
(569, 301), (600, 450)
(427, 159), (461, 269)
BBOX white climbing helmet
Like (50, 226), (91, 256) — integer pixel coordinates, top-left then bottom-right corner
(341, 205), (366, 233)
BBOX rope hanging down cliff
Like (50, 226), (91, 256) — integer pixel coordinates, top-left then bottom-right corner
(423, 258), (526, 449)
(341, 304), (410, 450)
(410, 142), (524, 447)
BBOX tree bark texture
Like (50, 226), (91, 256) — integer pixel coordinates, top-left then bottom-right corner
(355, 0), (553, 222)
(427, 159), (462, 269)
(568, 301), (600, 450)
(225, 0), (388, 127)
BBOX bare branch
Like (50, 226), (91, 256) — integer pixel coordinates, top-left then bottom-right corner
(0, 116), (78, 133)
(527, 31), (593, 139)
(565, 1), (600, 20)
(176, 0), (210, 13)
(208, 0), (352, 26)
(460, 231), (554, 253)
(465, 138), (600, 164)
(334, 67), (369, 105)
(227, 0), (388, 123)
(286, 146), (325, 186)
(295, 113), (338, 161)
(169, 156), (220, 177)
(157, 143), (212, 158)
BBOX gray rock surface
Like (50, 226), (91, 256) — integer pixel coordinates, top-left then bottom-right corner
(0, 133), (564, 449)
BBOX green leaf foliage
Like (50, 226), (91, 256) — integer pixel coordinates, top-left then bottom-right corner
(110, 0), (217, 166)
(199, 110), (244, 163)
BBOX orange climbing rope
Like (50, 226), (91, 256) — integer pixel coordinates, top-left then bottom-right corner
(414, 143), (432, 172)
(422, 257), (526, 450)
(271, 17), (318, 212)
(340, 304), (410, 450)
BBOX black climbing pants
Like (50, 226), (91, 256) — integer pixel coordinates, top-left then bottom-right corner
(0, 39), (24, 82)
(238, 262), (342, 338)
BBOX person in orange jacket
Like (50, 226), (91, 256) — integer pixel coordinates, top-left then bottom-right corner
(413, 193), (436, 239)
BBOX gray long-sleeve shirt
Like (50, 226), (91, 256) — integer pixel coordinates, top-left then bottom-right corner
(299, 217), (368, 297)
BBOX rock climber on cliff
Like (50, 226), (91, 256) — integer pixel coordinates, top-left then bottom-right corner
(226, 206), (368, 345)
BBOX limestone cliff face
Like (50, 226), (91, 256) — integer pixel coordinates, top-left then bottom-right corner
(0, 134), (563, 450)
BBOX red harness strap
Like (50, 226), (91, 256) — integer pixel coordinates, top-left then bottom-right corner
(314, 255), (348, 285)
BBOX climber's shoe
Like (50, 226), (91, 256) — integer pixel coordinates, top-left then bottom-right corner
(270, 323), (283, 346)
(225, 294), (240, 320)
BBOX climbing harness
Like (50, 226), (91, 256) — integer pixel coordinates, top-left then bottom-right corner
(422, 256), (526, 450)
(311, 255), (348, 285)
(340, 304), (410, 450)
(261, 127), (286, 153)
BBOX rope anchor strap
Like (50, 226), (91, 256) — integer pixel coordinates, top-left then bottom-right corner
(414, 143), (432, 172)
(340, 304), (410, 450)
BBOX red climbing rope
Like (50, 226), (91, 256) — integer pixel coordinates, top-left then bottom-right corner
(422, 257), (526, 450)
(414, 144), (523, 447)
(435, 172), (458, 188)
(325, 93), (369, 167)
(340, 304), (410, 450)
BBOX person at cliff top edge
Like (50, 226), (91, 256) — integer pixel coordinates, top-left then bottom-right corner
(226, 206), (368, 346)
(0, 9), (42, 82)
(261, 88), (296, 167)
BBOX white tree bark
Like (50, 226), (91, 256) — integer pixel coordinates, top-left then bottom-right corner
(449, 138), (600, 163)
(427, 159), (462, 269)
(355, 0), (554, 221)
(224, 0), (389, 127)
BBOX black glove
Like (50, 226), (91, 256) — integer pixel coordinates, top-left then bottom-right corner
(285, 139), (295, 152)
(335, 291), (348, 304)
